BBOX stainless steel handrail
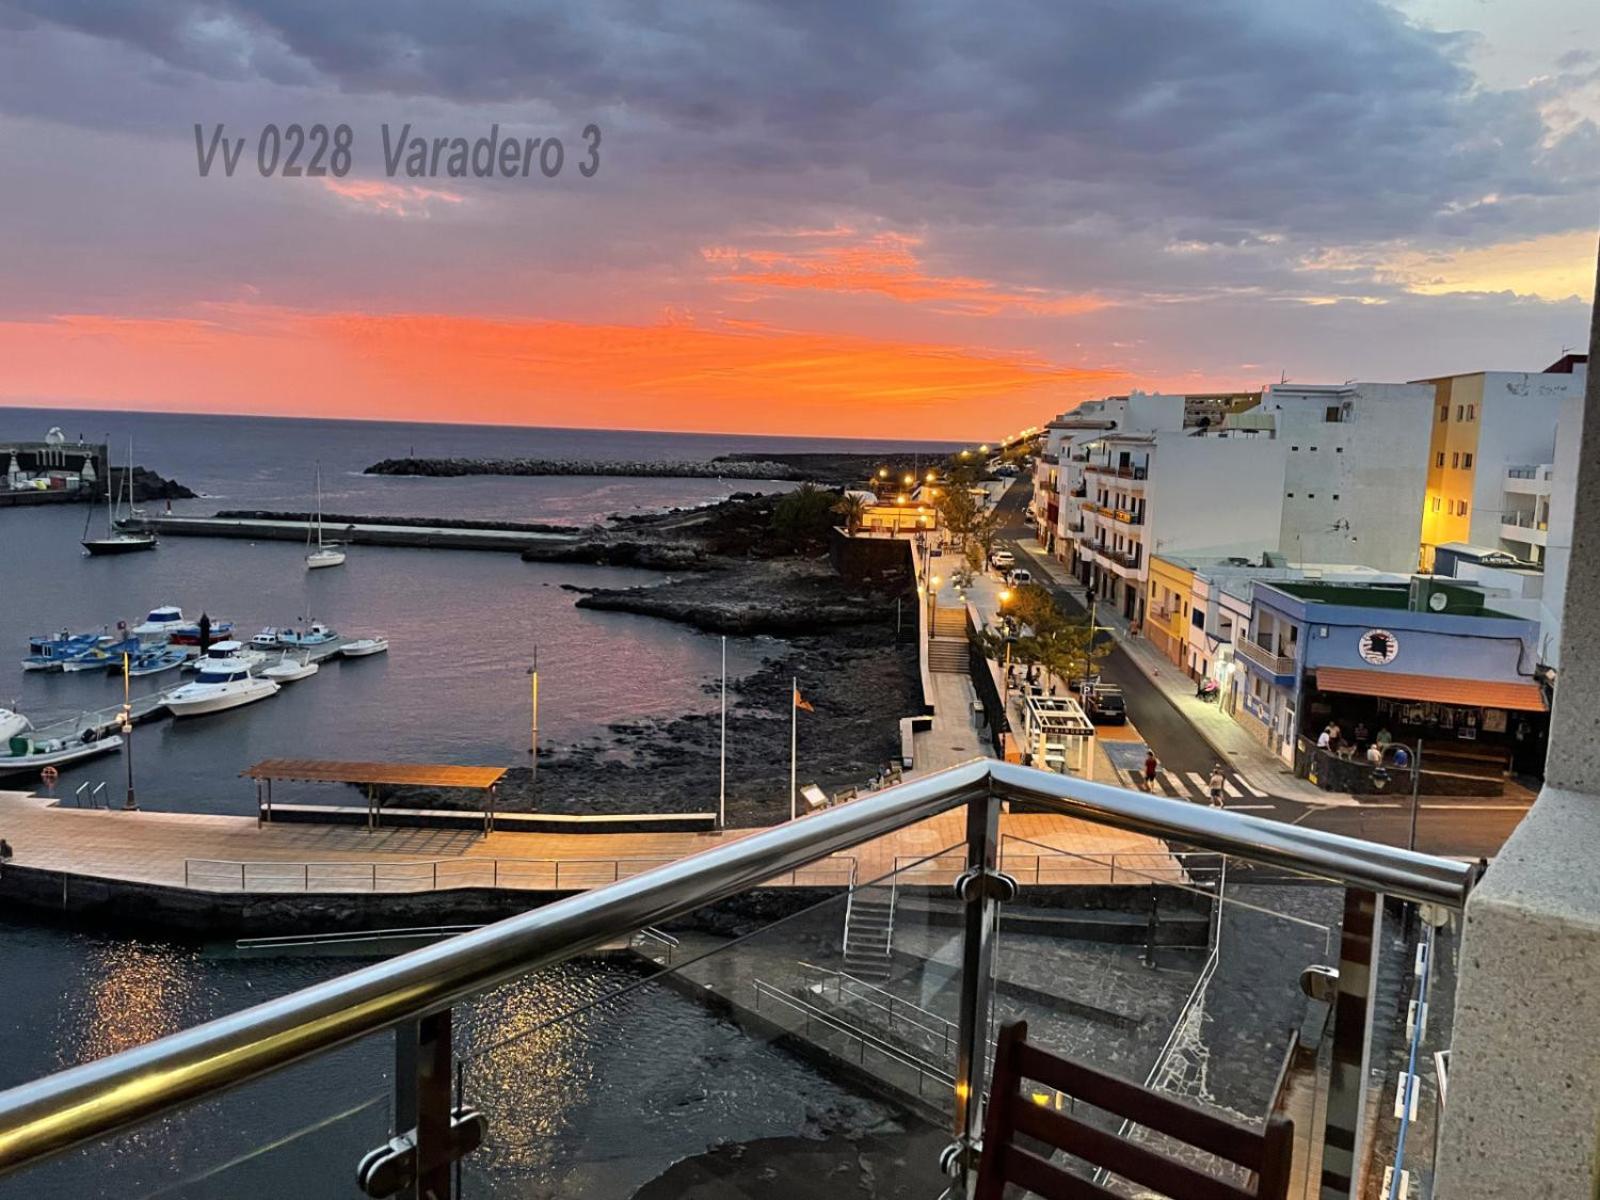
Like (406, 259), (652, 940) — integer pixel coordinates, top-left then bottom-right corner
(0, 758), (1475, 1176)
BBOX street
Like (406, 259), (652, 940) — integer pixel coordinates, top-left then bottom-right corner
(991, 482), (1528, 859)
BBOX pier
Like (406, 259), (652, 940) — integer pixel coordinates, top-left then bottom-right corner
(129, 514), (580, 552)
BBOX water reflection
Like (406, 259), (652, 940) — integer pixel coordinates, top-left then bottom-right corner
(60, 941), (209, 1067)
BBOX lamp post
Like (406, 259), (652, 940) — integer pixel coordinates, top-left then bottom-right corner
(119, 652), (136, 811)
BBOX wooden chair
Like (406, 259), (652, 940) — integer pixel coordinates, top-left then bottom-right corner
(975, 1021), (1294, 1200)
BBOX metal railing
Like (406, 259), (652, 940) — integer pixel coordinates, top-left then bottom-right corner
(1234, 635), (1297, 676)
(0, 758), (1478, 1195)
(182, 855), (859, 893)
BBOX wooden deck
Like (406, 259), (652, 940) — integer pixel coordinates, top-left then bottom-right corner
(0, 788), (1179, 895)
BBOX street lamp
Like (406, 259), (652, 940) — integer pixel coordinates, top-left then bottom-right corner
(927, 574), (942, 628)
(118, 652), (136, 810)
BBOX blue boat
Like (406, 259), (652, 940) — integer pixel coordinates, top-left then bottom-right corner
(61, 636), (144, 673)
(21, 632), (105, 672)
(127, 646), (187, 677)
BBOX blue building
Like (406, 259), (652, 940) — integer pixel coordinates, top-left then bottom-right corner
(1231, 577), (1549, 776)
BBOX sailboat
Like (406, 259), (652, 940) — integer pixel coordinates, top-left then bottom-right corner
(82, 438), (157, 556)
(305, 462), (346, 570)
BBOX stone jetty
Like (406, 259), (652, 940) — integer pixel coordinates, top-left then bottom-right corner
(367, 456), (808, 481)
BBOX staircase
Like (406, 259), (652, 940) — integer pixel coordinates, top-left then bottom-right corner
(842, 879), (898, 981)
(928, 605), (969, 674)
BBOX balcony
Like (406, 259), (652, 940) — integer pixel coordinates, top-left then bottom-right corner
(1234, 636), (1297, 678)
(1069, 484), (1087, 498)
(0, 761), (1474, 1200)
(1503, 464), (1553, 495)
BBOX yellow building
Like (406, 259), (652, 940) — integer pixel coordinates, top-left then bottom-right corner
(1145, 555), (1196, 669)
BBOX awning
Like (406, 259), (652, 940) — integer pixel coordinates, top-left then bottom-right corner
(1311, 667), (1547, 712)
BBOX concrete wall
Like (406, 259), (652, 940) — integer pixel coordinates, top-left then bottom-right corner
(1468, 369), (1584, 542)
(1145, 435), (1288, 559)
(1538, 384), (1584, 666)
(1265, 382), (1435, 573)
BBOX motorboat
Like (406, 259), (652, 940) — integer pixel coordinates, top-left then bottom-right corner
(305, 463), (347, 570)
(60, 636), (142, 673)
(169, 619), (234, 646)
(0, 733), (124, 779)
(127, 646), (187, 677)
(278, 622), (339, 647)
(182, 640), (267, 674)
(162, 663), (280, 717)
(250, 628), (284, 649)
(132, 605), (185, 639)
(0, 709), (30, 743)
(262, 652), (319, 682)
(340, 637), (389, 658)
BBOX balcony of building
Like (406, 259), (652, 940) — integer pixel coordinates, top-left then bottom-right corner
(1233, 634), (1297, 680)
(1502, 463), (1553, 496)
(1083, 462), (1148, 486)
(0, 761), (1477, 1200)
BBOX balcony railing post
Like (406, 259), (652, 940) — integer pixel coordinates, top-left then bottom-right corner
(1320, 886), (1384, 1200)
(945, 782), (1010, 1188)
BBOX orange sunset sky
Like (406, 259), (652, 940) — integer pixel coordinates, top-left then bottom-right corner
(0, 2), (1595, 439)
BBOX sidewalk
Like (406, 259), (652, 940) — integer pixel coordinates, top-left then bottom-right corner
(1011, 539), (1348, 807)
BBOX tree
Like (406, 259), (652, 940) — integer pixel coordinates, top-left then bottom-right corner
(833, 491), (870, 535)
(934, 482), (981, 545)
(770, 483), (837, 550)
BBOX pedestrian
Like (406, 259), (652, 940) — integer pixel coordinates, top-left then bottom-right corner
(1366, 743), (1383, 766)
(0, 839), (12, 862)
(1353, 720), (1369, 754)
(1391, 744), (1411, 769)
(1142, 751), (1158, 791)
(1207, 765), (1225, 807)
(1376, 726), (1393, 747)
(1316, 726), (1332, 752)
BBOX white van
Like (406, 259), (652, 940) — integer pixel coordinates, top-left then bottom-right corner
(1008, 568), (1032, 586)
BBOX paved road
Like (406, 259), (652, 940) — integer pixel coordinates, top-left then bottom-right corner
(993, 483), (1527, 859)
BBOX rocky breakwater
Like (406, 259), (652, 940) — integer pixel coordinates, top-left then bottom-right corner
(366, 456), (808, 481)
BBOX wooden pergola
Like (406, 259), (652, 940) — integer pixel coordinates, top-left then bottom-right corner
(244, 759), (509, 832)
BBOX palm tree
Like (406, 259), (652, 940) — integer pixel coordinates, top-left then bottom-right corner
(833, 491), (870, 535)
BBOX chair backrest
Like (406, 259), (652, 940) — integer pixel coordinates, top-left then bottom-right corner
(975, 1021), (1294, 1200)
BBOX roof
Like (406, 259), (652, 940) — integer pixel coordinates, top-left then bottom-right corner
(1311, 667), (1547, 712)
(244, 759), (508, 789)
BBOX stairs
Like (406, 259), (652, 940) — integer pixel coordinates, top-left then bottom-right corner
(842, 880), (898, 981)
(932, 606), (967, 638)
(928, 638), (969, 673)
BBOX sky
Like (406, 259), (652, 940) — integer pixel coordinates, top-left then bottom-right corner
(0, 0), (1596, 440)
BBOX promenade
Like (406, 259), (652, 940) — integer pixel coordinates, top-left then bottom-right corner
(0, 785), (1178, 895)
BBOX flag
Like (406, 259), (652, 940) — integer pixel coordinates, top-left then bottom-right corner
(794, 683), (815, 713)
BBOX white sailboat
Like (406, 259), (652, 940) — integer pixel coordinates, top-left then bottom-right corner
(306, 463), (346, 570)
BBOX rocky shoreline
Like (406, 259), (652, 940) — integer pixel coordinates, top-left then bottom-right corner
(367, 450), (947, 487)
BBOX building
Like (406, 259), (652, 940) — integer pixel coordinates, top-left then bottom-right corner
(1232, 577), (1548, 773)
(1182, 390), (1261, 429)
(1257, 381), (1437, 573)
(1415, 356), (1588, 570)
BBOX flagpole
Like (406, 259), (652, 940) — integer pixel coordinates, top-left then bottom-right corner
(790, 676), (798, 822)
(718, 636), (727, 829)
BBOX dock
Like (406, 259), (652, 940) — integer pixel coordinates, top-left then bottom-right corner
(28, 636), (375, 743)
(0, 787), (1183, 898)
(130, 515), (579, 552)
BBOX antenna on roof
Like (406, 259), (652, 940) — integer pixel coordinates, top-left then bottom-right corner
(1280, 370), (1289, 384)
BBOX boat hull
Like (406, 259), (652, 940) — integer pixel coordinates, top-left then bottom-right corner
(81, 537), (157, 556)
(164, 680), (280, 717)
(0, 736), (123, 779)
(306, 550), (346, 569)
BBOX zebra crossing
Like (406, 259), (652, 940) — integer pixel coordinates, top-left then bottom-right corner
(1119, 767), (1274, 807)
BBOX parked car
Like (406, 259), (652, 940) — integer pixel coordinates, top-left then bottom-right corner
(990, 550), (1016, 570)
(1007, 568), (1032, 586)
(1084, 685), (1127, 725)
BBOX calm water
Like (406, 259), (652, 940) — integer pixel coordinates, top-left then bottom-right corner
(0, 409), (947, 1195)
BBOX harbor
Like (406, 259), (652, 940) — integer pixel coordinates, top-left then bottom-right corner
(127, 512), (581, 552)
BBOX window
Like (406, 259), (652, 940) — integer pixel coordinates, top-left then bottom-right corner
(1332, 493), (1340, 501)
(1432, 497), (1441, 512)
(1307, 493), (1316, 499)
(1310, 446), (1318, 452)
(1466, 404), (1475, 420)
(1286, 492), (1295, 498)
(1336, 446), (1344, 453)
(1436, 452), (1445, 467)
(1325, 406), (1342, 423)
(1440, 406), (1449, 423)
(1291, 445), (1299, 451)
(1460, 501), (1468, 518)
(1192, 608), (1205, 629)
(1456, 405), (1465, 421)
(1463, 453), (1473, 468)
(1451, 452), (1460, 468)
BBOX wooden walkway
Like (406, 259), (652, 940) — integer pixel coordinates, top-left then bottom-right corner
(0, 789), (1178, 895)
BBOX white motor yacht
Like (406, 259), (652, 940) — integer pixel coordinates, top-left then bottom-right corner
(183, 640), (268, 674)
(163, 662), (280, 717)
(132, 604), (185, 639)
(340, 637), (389, 657)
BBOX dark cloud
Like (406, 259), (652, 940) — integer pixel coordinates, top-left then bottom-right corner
(2, 0), (1595, 247)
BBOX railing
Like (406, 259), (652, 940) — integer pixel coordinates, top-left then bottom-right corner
(1500, 512), (1548, 531)
(0, 759), (1477, 1198)
(1084, 463), (1148, 481)
(1234, 636), (1297, 676)
(182, 855), (860, 893)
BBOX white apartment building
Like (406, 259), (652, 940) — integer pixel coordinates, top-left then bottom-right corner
(1257, 381), (1437, 573)
(1076, 429), (1288, 622)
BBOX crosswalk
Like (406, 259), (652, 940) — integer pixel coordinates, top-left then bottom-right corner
(1118, 767), (1275, 807)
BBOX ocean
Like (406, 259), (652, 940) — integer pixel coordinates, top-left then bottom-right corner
(0, 407), (954, 1198)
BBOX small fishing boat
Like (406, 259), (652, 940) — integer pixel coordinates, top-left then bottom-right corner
(20, 632), (105, 672)
(168, 619), (234, 646)
(163, 662), (280, 718)
(278, 622), (339, 647)
(305, 463), (346, 570)
(128, 646), (187, 677)
(60, 636), (142, 673)
(340, 637), (389, 658)
(249, 628), (284, 649)
(262, 651), (319, 682)
(81, 438), (157, 556)
(0, 733), (124, 779)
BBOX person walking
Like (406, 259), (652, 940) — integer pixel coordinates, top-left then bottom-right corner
(1207, 765), (1225, 807)
(1142, 751), (1158, 791)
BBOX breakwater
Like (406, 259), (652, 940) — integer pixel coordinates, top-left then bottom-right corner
(368, 456), (808, 481)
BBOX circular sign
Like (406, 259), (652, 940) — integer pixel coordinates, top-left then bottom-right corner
(1358, 628), (1400, 665)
